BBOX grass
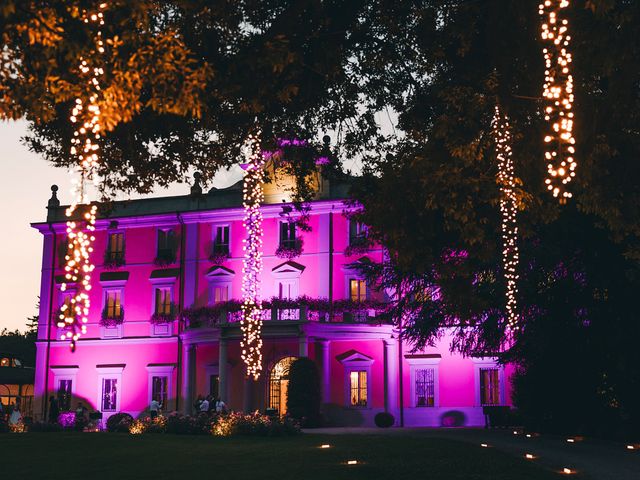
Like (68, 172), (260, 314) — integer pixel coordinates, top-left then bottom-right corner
(0, 432), (562, 479)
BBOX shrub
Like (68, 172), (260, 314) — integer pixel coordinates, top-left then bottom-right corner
(211, 412), (300, 437)
(286, 357), (322, 427)
(57, 411), (76, 429)
(106, 412), (134, 433)
(374, 412), (395, 428)
(165, 413), (212, 435)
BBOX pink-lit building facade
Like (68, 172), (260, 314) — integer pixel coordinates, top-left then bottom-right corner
(31, 176), (513, 427)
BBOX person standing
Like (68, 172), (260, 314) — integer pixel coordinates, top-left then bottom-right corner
(8, 401), (22, 426)
(149, 397), (162, 419)
(48, 396), (60, 423)
(199, 396), (209, 414)
(215, 397), (227, 414)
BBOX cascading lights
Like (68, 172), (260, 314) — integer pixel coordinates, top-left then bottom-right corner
(240, 131), (266, 379)
(540, 0), (576, 201)
(59, 3), (107, 351)
(492, 105), (520, 330)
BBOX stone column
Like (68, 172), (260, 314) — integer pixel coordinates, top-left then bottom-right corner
(218, 338), (228, 402)
(317, 339), (331, 404)
(181, 343), (196, 414)
(298, 334), (308, 357)
(383, 338), (399, 421)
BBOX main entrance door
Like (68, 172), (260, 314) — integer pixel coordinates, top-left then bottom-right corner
(268, 356), (296, 416)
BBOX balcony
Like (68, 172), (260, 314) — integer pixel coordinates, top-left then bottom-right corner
(182, 297), (389, 329)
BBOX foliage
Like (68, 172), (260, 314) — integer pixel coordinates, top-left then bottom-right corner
(106, 412), (134, 433)
(503, 211), (640, 441)
(181, 296), (389, 327)
(165, 412), (211, 435)
(209, 249), (230, 266)
(374, 412), (394, 428)
(285, 358), (322, 427)
(57, 411), (76, 429)
(275, 238), (303, 260)
(211, 412), (300, 437)
(150, 303), (178, 324)
(128, 415), (167, 435)
(100, 307), (124, 327)
(154, 250), (176, 267)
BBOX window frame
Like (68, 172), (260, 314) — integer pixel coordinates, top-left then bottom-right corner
(348, 219), (368, 246)
(472, 358), (505, 407)
(96, 365), (124, 414)
(406, 356), (441, 408)
(51, 366), (78, 412)
(146, 364), (174, 409)
(212, 224), (231, 255)
(156, 228), (176, 260)
(106, 231), (125, 263)
(279, 221), (297, 248)
(338, 351), (374, 409)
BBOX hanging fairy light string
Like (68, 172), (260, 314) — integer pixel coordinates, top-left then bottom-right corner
(240, 131), (266, 379)
(58, 3), (107, 351)
(540, 0), (576, 201)
(492, 105), (520, 330)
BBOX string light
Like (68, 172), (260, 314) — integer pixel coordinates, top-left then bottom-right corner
(492, 105), (520, 330)
(240, 131), (266, 379)
(59, 3), (107, 351)
(540, 0), (576, 201)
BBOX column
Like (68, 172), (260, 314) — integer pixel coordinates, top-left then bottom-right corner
(383, 338), (399, 421)
(32, 341), (48, 421)
(318, 339), (331, 404)
(298, 334), (308, 357)
(218, 338), (228, 402)
(181, 343), (196, 414)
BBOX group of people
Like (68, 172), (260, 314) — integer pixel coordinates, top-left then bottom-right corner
(0, 398), (23, 426)
(194, 395), (226, 415)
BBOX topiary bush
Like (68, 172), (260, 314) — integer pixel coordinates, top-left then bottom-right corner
(286, 357), (322, 427)
(375, 412), (395, 428)
(106, 412), (134, 433)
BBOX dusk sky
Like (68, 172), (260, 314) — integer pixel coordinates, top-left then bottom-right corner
(0, 120), (242, 332)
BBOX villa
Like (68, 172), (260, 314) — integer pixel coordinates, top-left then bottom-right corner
(31, 169), (513, 427)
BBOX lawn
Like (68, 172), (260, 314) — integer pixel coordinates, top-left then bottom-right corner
(0, 432), (562, 480)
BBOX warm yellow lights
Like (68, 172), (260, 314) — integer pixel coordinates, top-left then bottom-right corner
(492, 105), (520, 330)
(60, 4), (106, 351)
(540, 0), (576, 201)
(566, 438), (575, 443)
(562, 467), (574, 475)
(525, 453), (535, 460)
(320, 444), (331, 449)
(480, 443), (489, 448)
(240, 131), (266, 379)
(347, 460), (358, 465)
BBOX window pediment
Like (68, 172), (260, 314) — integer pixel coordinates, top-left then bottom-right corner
(272, 261), (305, 279)
(205, 265), (235, 280)
(336, 350), (374, 366)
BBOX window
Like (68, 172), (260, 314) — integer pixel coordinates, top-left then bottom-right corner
(104, 290), (123, 319)
(479, 368), (501, 406)
(101, 378), (118, 412)
(349, 219), (367, 246)
(209, 375), (219, 399)
(350, 279), (367, 302)
(151, 376), (168, 404)
(57, 379), (72, 411)
(211, 285), (229, 304)
(156, 229), (175, 263)
(279, 222), (297, 248)
(213, 226), (230, 255)
(415, 368), (435, 407)
(349, 371), (368, 407)
(106, 232), (125, 263)
(155, 287), (172, 316)
(278, 280), (297, 300)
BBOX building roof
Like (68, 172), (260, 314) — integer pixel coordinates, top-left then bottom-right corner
(39, 175), (353, 225)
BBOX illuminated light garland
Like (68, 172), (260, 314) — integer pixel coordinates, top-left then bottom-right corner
(492, 105), (520, 330)
(539, 0), (576, 201)
(240, 131), (266, 379)
(59, 3), (107, 351)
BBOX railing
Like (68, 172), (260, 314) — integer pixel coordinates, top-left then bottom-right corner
(183, 303), (388, 329)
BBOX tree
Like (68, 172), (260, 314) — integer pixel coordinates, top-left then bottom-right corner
(285, 357), (322, 427)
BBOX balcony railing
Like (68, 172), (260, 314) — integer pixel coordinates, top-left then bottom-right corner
(182, 297), (388, 329)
